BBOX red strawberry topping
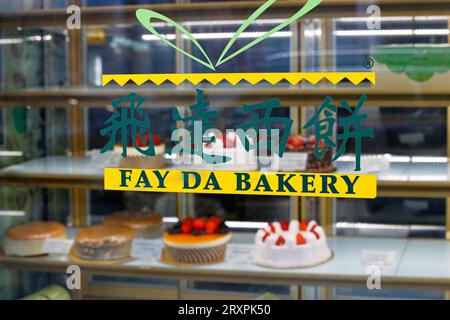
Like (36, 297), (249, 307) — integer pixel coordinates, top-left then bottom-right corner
(275, 235), (286, 246)
(269, 223), (276, 233)
(152, 135), (162, 146)
(296, 233), (306, 245)
(205, 220), (219, 234)
(308, 135), (316, 145)
(311, 225), (320, 239)
(208, 216), (221, 225)
(287, 136), (294, 145)
(299, 219), (308, 231)
(193, 218), (206, 231)
(280, 220), (289, 231)
(222, 135), (236, 148)
(262, 231), (270, 242)
(290, 137), (303, 149)
(180, 223), (192, 234)
(136, 133), (149, 147)
(183, 217), (194, 225)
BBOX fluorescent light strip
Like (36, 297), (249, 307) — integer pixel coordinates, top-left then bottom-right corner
(141, 34), (176, 41)
(184, 19), (286, 27)
(336, 221), (444, 232)
(162, 217), (179, 223)
(337, 16), (414, 22)
(189, 31), (291, 40)
(142, 31), (292, 41)
(225, 221), (267, 229)
(336, 16), (448, 22)
(337, 154), (411, 163)
(304, 29), (322, 37)
(147, 19), (286, 28)
(0, 211), (25, 217)
(0, 151), (23, 157)
(0, 35), (53, 45)
(334, 29), (449, 36)
(408, 175), (448, 181)
(387, 155), (411, 163)
(162, 217), (266, 229)
(339, 155), (448, 164)
(411, 156), (448, 163)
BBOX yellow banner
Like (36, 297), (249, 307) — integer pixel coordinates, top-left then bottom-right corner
(104, 168), (377, 199)
(102, 72), (375, 86)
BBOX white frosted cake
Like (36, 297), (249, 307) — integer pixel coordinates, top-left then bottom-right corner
(114, 134), (167, 169)
(190, 132), (257, 171)
(255, 220), (331, 268)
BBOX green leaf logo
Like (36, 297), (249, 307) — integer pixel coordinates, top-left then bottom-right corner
(136, 0), (322, 71)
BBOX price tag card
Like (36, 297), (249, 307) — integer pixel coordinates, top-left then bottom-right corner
(226, 244), (255, 264)
(42, 239), (74, 255)
(276, 153), (308, 172)
(89, 149), (120, 168)
(131, 239), (163, 261)
(258, 156), (274, 172)
(361, 250), (396, 267)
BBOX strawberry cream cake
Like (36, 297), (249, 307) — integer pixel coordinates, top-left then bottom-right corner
(255, 220), (332, 268)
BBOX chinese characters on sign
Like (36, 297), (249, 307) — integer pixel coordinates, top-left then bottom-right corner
(100, 90), (373, 171)
(303, 95), (374, 171)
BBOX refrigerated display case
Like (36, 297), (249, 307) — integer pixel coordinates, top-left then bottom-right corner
(1, 0), (450, 300)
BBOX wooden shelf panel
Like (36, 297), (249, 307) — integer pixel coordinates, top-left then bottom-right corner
(1, 0), (449, 28)
(1, 86), (450, 108)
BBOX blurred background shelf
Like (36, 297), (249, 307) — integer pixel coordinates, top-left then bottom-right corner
(1, 87), (450, 108)
(1, 156), (449, 197)
(1, 0), (449, 28)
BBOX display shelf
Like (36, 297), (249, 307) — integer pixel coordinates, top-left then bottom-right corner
(1, 156), (449, 197)
(1, 235), (450, 291)
(0, 156), (103, 189)
(395, 239), (450, 290)
(1, 86), (450, 108)
(0, 0), (448, 28)
(0, 236), (400, 288)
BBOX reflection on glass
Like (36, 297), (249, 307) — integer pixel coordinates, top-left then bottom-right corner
(336, 197), (445, 238)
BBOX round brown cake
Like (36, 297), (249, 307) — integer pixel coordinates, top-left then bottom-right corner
(103, 211), (163, 238)
(4, 221), (67, 257)
(73, 224), (135, 261)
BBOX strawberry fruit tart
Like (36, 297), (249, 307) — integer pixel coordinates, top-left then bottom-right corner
(255, 220), (332, 268)
(163, 216), (231, 264)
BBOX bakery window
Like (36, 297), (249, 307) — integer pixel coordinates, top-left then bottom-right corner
(337, 107), (447, 157)
(86, 25), (176, 86)
(335, 198), (446, 238)
(187, 23), (291, 73)
(0, 27), (67, 89)
(2, 1), (450, 301)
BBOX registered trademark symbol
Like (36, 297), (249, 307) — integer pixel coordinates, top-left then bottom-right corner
(363, 57), (374, 69)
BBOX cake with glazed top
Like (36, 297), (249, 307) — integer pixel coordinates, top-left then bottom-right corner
(4, 221), (67, 257)
(163, 216), (231, 264)
(73, 224), (135, 260)
(103, 211), (163, 238)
